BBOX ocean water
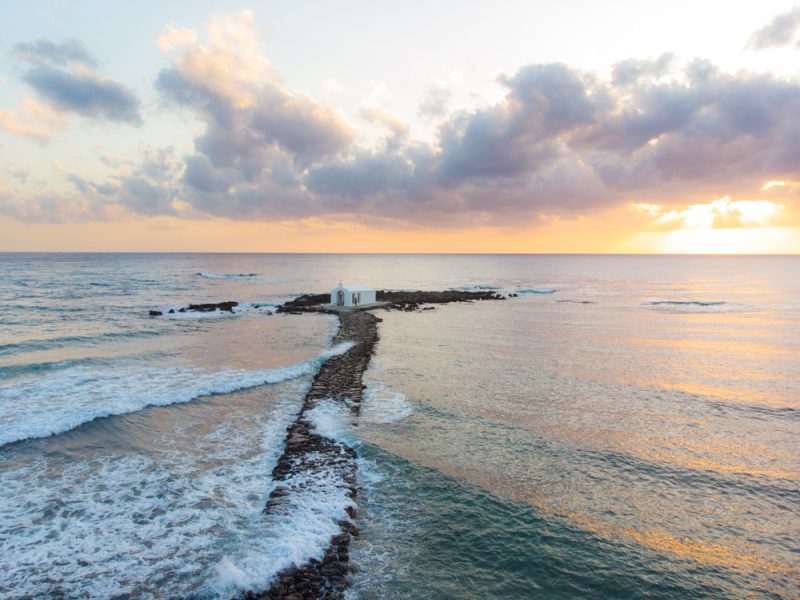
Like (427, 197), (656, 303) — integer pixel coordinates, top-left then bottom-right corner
(0, 253), (798, 598)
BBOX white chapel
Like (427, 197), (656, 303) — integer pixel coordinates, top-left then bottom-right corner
(330, 282), (376, 307)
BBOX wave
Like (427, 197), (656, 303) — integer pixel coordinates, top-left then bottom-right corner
(0, 384), (311, 598)
(0, 329), (165, 357)
(0, 342), (353, 447)
(363, 381), (414, 424)
(197, 272), (259, 279)
(0, 355), (132, 381)
(156, 302), (278, 319)
(306, 398), (357, 445)
(454, 285), (500, 292)
(214, 457), (356, 596)
(211, 388), (358, 597)
(215, 396), (357, 595)
(649, 300), (726, 307)
(454, 285), (557, 295)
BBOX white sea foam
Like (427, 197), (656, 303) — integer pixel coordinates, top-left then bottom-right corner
(212, 455), (355, 596)
(0, 342), (353, 447)
(0, 383), (311, 599)
(214, 395), (360, 595)
(306, 397), (357, 444)
(363, 381), (414, 424)
(455, 284), (500, 291)
(454, 285), (557, 295)
(156, 302), (277, 319)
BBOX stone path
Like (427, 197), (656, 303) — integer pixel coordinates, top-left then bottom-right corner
(238, 310), (378, 600)
(236, 290), (505, 599)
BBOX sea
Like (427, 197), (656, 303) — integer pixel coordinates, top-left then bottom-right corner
(0, 253), (797, 599)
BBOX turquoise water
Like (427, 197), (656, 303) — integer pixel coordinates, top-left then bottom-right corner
(0, 254), (798, 598)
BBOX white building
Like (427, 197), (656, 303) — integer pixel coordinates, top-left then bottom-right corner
(330, 282), (376, 307)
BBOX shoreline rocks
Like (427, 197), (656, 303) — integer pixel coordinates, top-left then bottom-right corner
(148, 301), (240, 316)
(275, 289), (505, 315)
(181, 301), (239, 313)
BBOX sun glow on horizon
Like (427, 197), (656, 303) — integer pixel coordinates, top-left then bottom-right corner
(625, 196), (799, 254)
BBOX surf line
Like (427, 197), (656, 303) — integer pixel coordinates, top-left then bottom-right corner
(236, 290), (505, 600)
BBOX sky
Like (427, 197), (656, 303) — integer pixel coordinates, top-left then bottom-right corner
(1, 0), (800, 253)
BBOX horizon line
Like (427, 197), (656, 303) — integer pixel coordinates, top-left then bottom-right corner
(1, 251), (798, 257)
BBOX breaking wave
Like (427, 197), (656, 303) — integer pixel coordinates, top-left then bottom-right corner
(454, 285), (500, 292)
(215, 396), (357, 596)
(363, 382), (414, 424)
(0, 342), (353, 447)
(454, 285), (557, 295)
(0, 383), (310, 599)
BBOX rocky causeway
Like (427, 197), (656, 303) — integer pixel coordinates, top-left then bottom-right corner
(155, 290), (505, 599)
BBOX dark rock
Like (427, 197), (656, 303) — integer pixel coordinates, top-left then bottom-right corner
(184, 301), (239, 313)
(149, 310), (162, 316)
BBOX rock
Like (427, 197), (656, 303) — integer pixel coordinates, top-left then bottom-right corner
(168, 309), (175, 314)
(184, 301), (238, 313)
(149, 310), (162, 316)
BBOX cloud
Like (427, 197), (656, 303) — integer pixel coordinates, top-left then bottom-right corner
(157, 26), (198, 52)
(0, 147), (182, 223)
(22, 64), (142, 125)
(418, 80), (452, 119)
(0, 99), (67, 141)
(0, 190), (105, 223)
(748, 6), (800, 49)
(8, 37), (142, 128)
(5, 12), (800, 230)
(12, 38), (97, 67)
(611, 53), (675, 86)
(155, 10), (354, 170)
(435, 64), (604, 180)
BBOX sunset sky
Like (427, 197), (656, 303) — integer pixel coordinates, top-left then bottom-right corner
(1, 0), (799, 253)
